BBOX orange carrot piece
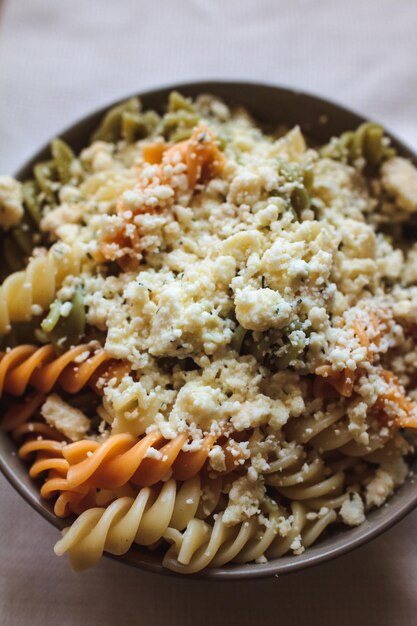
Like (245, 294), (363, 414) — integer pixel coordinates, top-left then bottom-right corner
(143, 143), (167, 164)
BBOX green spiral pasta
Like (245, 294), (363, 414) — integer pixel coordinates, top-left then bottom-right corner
(321, 122), (396, 169)
(159, 91), (200, 142)
(92, 97), (160, 144)
(0, 137), (80, 282)
(0, 181), (43, 279)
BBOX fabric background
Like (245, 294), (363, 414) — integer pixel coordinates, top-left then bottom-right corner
(1, 1), (417, 624)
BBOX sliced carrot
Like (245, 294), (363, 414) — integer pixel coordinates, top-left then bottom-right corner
(143, 142), (167, 164)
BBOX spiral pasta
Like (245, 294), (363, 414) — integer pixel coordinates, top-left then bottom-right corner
(0, 244), (80, 334)
(162, 503), (336, 574)
(0, 342), (124, 518)
(0, 343), (115, 398)
(92, 97), (161, 144)
(0, 392), (78, 516)
(0, 181), (43, 280)
(320, 121), (396, 168)
(42, 427), (245, 503)
(54, 474), (223, 571)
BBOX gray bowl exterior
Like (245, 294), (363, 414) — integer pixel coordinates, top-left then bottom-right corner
(1, 81), (417, 580)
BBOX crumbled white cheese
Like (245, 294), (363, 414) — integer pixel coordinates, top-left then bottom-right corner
(0, 176), (24, 230)
(365, 458), (408, 508)
(235, 286), (293, 332)
(339, 493), (365, 526)
(208, 445), (226, 472)
(381, 157), (417, 213)
(41, 394), (90, 441)
(223, 476), (265, 525)
(290, 534), (305, 555)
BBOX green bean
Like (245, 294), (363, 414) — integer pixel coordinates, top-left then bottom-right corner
(41, 290), (86, 352)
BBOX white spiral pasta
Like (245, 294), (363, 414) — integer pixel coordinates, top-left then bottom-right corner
(263, 445), (348, 511)
(162, 502), (337, 574)
(285, 403), (393, 457)
(54, 475), (223, 571)
(0, 243), (80, 334)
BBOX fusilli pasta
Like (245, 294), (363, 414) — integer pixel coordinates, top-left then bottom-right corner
(0, 244), (80, 334)
(54, 475), (222, 571)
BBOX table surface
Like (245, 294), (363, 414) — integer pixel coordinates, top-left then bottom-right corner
(1, 1), (417, 624)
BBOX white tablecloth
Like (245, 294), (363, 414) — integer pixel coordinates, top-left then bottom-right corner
(1, 1), (417, 624)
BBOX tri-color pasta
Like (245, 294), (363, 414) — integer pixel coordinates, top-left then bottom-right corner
(1, 92), (417, 573)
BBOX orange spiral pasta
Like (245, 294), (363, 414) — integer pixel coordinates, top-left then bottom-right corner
(0, 343), (137, 518)
(0, 347), (131, 517)
(0, 343), (124, 399)
(2, 393), (105, 518)
(41, 429), (246, 505)
(1, 392), (75, 515)
(2, 393), (66, 477)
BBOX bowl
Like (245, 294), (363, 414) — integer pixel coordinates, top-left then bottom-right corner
(1, 80), (417, 580)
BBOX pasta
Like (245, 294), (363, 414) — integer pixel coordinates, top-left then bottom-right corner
(0, 244), (80, 335)
(0, 181), (43, 280)
(162, 504), (337, 573)
(2, 92), (417, 574)
(54, 475), (222, 571)
(45, 428), (242, 498)
(0, 343), (113, 397)
(320, 122), (396, 168)
(1, 392), (75, 515)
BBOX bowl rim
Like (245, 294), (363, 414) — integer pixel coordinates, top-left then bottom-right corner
(1, 79), (417, 580)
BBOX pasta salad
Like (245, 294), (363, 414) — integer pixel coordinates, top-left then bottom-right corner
(1, 92), (417, 573)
